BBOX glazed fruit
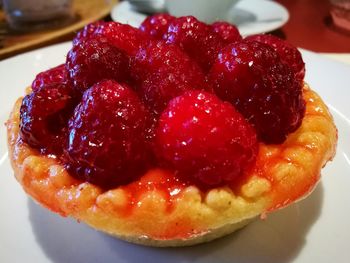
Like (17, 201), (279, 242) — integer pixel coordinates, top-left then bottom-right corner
(245, 34), (305, 81)
(66, 36), (130, 94)
(72, 21), (105, 46)
(65, 80), (149, 187)
(31, 64), (68, 92)
(20, 83), (76, 154)
(93, 21), (150, 55)
(73, 21), (150, 56)
(211, 21), (242, 44)
(209, 40), (305, 144)
(155, 91), (258, 186)
(140, 13), (175, 40)
(165, 16), (224, 72)
(130, 40), (210, 115)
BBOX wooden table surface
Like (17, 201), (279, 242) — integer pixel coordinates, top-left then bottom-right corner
(0, 0), (117, 60)
(275, 0), (350, 52)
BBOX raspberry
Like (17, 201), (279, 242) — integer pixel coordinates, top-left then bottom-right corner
(72, 21), (105, 46)
(155, 91), (258, 186)
(130, 40), (210, 116)
(245, 34), (305, 81)
(140, 13), (175, 40)
(32, 64), (68, 92)
(72, 21), (150, 56)
(66, 36), (130, 94)
(211, 21), (242, 45)
(20, 83), (76, 154)
(93, 22), (150, 55)
(66, 80), (149, 187)
(165, 16), (224, 72)
(209, 41), (305, 144)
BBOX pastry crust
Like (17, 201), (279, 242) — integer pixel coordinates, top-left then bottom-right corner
(6, 84), (337, 247)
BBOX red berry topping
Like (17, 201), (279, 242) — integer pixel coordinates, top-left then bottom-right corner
(140, 13), (175, 40)
(20, 83), (76, 154)
(31, 64), (68, 92)
(209, 41), (305, 144)
(155, 91), (258, 186)
(20, 19), (310, 190)
(131, 40), (210, 115)
(245, 34), (305, 81)
(66, 80), (149, 187)
(94, 22), (150, 55)
(73, 21), (105, 46)
(165, 16), (224, 72)
(211, 21), (242, 45)
(66, 36), (130, 94)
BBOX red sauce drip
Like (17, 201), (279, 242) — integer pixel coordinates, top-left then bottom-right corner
(253, 144), (320, 212)
(119, 169), (190, 216)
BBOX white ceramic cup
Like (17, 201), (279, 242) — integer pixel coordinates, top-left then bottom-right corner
(165, 0), (239, 23)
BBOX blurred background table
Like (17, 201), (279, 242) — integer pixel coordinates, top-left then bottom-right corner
(275, 0), (350, 53)
(0, 0), (117, 60)
(0, 0), (349, 62)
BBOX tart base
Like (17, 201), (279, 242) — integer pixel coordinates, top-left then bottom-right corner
(107, 217), (255, 247)
(6, 84), (337, 247)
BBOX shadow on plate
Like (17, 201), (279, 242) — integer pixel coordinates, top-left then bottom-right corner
(227, 8), (257, 25)
(28, 183), (324, 263)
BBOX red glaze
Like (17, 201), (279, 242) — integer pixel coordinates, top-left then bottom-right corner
(211, 21), (242, 44)
(93, 21), (150, 55)
(209, 40), (305, 144)
(66, 36), (130, 94)
(66, 80), (150, 188)
(165, 16), (225, 72)
(72, 21), (105, 46)
(140, 13), (175, 40)
(245, 34), (305, 82)
(119, 169), (189, 216)
(31, 64), (69, 92)
(130, 40), (210, 116)
(20, 83), (76, 154)
(73, 21), (150, 56)
(256, 144), (320, 212)
(155, 91), (258, 187)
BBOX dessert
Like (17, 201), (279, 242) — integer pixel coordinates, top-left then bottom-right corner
(6, 15), (337, 247)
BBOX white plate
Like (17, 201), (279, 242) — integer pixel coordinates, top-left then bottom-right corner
(1, 43), (350, 263)
(111, 0), (289, 36)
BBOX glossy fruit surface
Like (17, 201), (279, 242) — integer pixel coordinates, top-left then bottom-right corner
(209, 41), (305, 143)
(155, 91), (258, 186)
(140, 13), (175, 40)
(211, 21), (242, 44)
(165, 16), (224, 72)
(131, 40), (210, 116)
(66, 80), (149, 187)
(245, 34), (305, 81)
(66, 36), (130, 93)
(20, 83), (76, 154)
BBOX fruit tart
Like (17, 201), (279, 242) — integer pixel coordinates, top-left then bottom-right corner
(6, 15), (337, 247)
